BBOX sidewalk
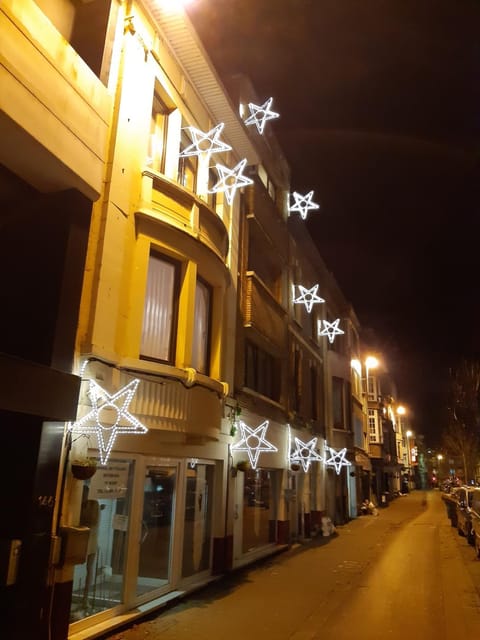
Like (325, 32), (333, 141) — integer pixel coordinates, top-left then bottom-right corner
(101, 492), (430, 640)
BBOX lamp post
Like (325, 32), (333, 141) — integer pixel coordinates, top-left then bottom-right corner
(437, 454), (444, 486)
(406, 430), (413, 490)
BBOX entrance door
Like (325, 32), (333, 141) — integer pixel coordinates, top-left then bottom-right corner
(136, 462), (178, 598)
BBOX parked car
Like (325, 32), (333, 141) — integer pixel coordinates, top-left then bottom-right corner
(442, 487), (461, 527)
(469, 488), (480, 559)
(456, 486), (475, 544)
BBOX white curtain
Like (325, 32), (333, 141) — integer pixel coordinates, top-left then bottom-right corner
(141, 255), (175, 361)
(191, 280), (210, 374)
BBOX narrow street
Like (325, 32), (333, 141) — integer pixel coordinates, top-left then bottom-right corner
(102, 491), (480, 640)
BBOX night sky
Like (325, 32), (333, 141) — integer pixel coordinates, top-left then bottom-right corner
(188, 0), (480, 443)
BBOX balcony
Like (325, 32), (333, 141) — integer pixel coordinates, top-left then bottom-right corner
(245, 177), (289, 264)
(243, 272), (287, 351)
(1, 0), (111, 200)
(139, 170), (229, 263)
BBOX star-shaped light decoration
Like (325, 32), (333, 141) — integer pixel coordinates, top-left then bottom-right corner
(292, 284), (325, 313)
(324, 445), (352, 475)
(179, 123), (232, 158)
(290, 437), (324, 472)
(243, 97), (280, 134)
(288, 191), (320, 220)
(69, 379), (148, 466)
(208, 158), (254, 205)
(231, 420), (278, 469)
(319, 318), (345, 344)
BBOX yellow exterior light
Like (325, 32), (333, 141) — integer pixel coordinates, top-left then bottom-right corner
(397, 405), (406, 416)
(365, 356), (379, 370)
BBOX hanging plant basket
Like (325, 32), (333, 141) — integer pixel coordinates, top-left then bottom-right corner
(71, 459), (97, 480)
(236, 460), (251, 473)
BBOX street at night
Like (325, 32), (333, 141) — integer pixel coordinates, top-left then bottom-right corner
(2, 2), (480, 639)
(100, 491), (480, 640)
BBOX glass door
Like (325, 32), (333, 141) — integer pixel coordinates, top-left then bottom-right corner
(182, 463), (214, 578)
(136, 462), (178, 597)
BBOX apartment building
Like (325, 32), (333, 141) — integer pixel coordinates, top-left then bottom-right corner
(2, 2), (376, 639)
(1, 0), (110, 637)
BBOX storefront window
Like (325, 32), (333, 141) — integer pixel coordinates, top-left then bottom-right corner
(70, 459), (133, 622)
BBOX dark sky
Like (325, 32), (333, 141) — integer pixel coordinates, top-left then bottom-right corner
(188, 0), (480, 443)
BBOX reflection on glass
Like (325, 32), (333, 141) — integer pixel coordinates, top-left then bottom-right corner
(242, 469), (275, 553)
(182, 464), (214, 577)
(137, 465), (176, 596)
(70, 459), (132, 622)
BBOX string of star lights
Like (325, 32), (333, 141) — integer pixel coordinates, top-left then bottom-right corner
(69, 379), (148, 466)
(288, 191), (320, 220)
(208, 158), (253, 205)
(179, 123), (232, 158)
(290, 436), (324, 472)
(243, 97), (280, 134)
(231, 420), (278, 469)
(318, 318), (345, 343)
(324, 444), (352, 475)
(292, 284), (325, 313)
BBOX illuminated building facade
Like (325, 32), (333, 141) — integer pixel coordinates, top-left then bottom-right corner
(2, 2), (403, 638)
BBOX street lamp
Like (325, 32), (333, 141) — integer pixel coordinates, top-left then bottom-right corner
(405, 430), (413, 489)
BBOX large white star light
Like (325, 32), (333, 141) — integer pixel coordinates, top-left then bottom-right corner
(69, 379), (148, 466)
(179, 123), (232, 158)
(324, 445), (352, 475)
(318, 318), (345, 344)
(293, 284), (325, 313)
(289, 191), (320, 220)
(208, 158), (254, 205)
(243, 97), (280, 134)
(290, 437), (324, 472)
(231, 420), (278, 469)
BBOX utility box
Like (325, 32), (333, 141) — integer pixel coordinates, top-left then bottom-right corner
(59, 526), (90, 566)
(0, 539), (22, 586)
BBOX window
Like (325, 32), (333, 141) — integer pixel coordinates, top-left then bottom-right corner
(141, 253), (179, 363)
(369, 409), (379, 442)
(310, 363), (318, 420)
(293, 348), (302, 412)
(332, 376), (344, 428)
(207, 168), (218, 210)
(147, 89), (172, 173)
(245, 342), (280, 402)
(178, 128), (198, 192)
(191, 278), (211, 375)
(367, 375), (376, 401)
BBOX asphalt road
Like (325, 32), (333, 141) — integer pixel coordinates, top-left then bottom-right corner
(102, 490), (480, 640)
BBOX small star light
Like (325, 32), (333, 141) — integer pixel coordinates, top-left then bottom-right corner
(243, 97), (280, 134)
(319, 318), (345, 344)
(293, 284), (325, 313)
(231, 420), (277, 469)
(324, 445), (351, 475)
(70, 379), (148, 466)
(179, 123), (232, 158)
(289, 191), (320, 220)
(290, 437), (324, 472)
(209, 158), (253, 205)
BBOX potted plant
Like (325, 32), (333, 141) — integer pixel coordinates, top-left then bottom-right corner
(71, 457), (98, 480)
